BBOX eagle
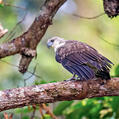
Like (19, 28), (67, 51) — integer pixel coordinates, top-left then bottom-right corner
(47, 36), (113, 80)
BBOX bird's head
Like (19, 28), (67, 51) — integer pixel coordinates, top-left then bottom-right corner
(47, 36), (65, 51)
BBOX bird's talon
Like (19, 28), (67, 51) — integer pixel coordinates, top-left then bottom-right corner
(64, 77), (77, 81)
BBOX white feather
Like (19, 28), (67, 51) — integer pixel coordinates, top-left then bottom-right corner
(54, 42), (65, 52)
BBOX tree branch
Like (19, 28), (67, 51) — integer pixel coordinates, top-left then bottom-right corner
(0, 0), (67, 73)
(0, 77), (119, 112)
(103, 0), (119, 17)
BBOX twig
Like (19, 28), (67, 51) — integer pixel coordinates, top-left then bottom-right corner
(73, 12), (105, 20)
(39, 105), (44, 119)
(30, 105), (36, 119)
(42, 104), (58, 119)
(98, 35), (119, 47)
(3, 113), (13, 119)
(0, 59), (42, 80)
(9, 114), (13, 119)
(3, 113), (9, 119)
(5, 10), (27, 42)
(4, 3), (26, 10)
(0, 2), (27, 41)
(24, 64), (37, 86)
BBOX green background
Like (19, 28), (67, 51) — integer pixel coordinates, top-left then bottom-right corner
(0, 0), (119, 118)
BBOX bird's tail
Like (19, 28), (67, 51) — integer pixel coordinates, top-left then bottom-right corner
(96, 70), (111, 80)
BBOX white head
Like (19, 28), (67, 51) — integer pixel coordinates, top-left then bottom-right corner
(47, 36), (66, 52)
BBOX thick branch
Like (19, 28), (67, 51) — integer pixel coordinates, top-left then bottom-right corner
(0, 78), (119, 112)
(0, 0), (66, 73)
(103, 0), (119, 17)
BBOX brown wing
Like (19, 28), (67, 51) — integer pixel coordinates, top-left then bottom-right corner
(55, 40), (113, 80)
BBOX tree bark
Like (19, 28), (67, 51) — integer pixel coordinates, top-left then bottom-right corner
(103, 0), (119, 17)
(0, 78), (119, 112)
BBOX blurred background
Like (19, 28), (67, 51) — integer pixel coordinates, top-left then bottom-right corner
(0, 0), (119, 118)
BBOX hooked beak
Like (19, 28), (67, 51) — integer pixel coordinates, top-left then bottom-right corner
(47, 41), (53, 48)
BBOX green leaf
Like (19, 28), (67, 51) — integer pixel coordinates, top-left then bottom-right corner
(115, 64), (119, 77)
(0, 3), (4, 8)
(22, 116), (29, 119)
(44, 114), (51, 119)
(15, 106), (33, 113)
(53, 101), (73, 115)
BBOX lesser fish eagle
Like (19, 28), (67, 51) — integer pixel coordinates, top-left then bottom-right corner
(47, 36), (113, 80)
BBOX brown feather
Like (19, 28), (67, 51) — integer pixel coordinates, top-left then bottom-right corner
(55, 40), (113, 80)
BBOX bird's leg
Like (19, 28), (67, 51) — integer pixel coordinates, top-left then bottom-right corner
(72, 73), (76, 80)
(64, 73), (77, 81)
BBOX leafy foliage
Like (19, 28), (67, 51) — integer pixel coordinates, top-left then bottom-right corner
(115, 64), (119, 77)
(53, 97), (119, 119)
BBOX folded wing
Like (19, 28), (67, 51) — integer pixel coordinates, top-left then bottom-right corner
(55, 41), (113, 80)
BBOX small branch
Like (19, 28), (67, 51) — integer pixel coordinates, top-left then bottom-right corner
(73, 13), (105, 20)
(3, 113), (9, 119)
(0, 77), (119, 112)
(3, 112), (13, 119)
(41, 104), (58, 119)
(98, 35), (119, 48)
(4, 3), (26, 10)
(30, 105), (36, 119)
(39, 105), (44, 118)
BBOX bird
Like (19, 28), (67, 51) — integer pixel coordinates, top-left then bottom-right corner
(47, 36), (113, 80)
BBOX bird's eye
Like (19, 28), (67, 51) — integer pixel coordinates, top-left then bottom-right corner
(51, 39), (54, 42)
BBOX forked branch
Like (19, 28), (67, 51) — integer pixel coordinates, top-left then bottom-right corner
(0, 0), (67, 73)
